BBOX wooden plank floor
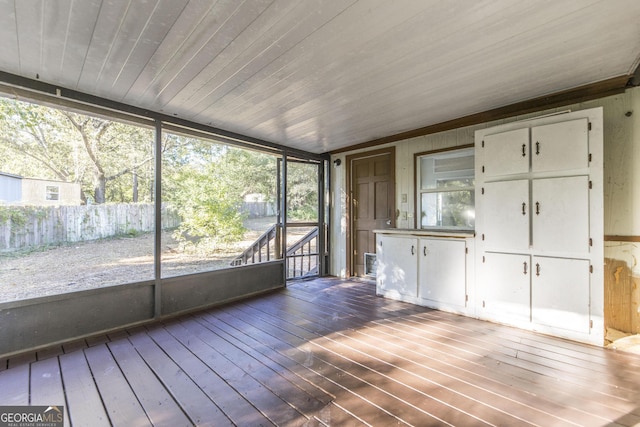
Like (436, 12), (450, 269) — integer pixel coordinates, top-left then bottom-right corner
(1, 277), (640, 426)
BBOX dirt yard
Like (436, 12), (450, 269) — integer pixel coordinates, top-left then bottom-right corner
(0, 217), (310, 303)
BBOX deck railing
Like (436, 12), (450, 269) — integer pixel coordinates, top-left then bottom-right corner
(229, 225), (279, 266)
(286, 228), (319, 279)
(230, 224), (319, 279)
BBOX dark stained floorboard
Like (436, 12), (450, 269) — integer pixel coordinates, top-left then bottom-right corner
(106, 339), (193, 427)
(84, 344), (151, 427)
(1, 277), (640, 426)
(59, 350), (111, 427)
(30, 356), (70, 427)
(0, 362), (29, 405)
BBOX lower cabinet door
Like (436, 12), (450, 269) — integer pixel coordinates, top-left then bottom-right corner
(481, 252), (531, 324)
(532, 256), (590, 333)
(376, 235), (418, 298)
(419, 238), (466, 307)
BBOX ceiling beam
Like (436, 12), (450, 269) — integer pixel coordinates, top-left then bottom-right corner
(330, 75), (630, 155)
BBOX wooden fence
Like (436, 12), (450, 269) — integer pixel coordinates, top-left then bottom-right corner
(0, 204), (180, 252)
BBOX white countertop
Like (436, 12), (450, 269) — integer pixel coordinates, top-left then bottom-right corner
(373, 228), (475, 238)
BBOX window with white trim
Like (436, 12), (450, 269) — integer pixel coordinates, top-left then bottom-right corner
(416, 147), (475, 230)
(45, 185), (60, 201)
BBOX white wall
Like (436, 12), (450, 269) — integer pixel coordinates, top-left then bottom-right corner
(330, 86), (640, 278)
(21, 178), (82, 206)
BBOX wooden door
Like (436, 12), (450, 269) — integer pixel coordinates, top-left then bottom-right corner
(348, 150), (395, 276)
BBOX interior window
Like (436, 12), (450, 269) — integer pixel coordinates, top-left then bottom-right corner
(417, 147), (475, 230)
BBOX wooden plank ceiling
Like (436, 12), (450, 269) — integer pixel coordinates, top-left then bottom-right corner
(0, 0), (639, 154)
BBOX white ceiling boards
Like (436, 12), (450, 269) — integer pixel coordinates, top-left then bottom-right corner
(0, 0), (639, 154)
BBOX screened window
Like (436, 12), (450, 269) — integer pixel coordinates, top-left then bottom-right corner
(417, 147), (475, 230)
(45, 185), (59, 200)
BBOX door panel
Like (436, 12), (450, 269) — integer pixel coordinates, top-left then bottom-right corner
(375, 181), (389, 219)
(356, 182), (369, 219)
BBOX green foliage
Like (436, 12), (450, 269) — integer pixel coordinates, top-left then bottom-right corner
(0, 206), (49, 227)
(165, 164), (247, 249)
(0, 97), (321, 254)
(162, 139), (283, 250)
(0, 97), (155, 204)
(168, 168), (245, 247)
(287, 162), (319, 221)
(0, 206), (27, 226)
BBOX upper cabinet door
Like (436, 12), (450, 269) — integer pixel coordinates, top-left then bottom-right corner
(531, 118), (589, 173)
(482, 179), (530, 252)
(482, 128), (529, 178)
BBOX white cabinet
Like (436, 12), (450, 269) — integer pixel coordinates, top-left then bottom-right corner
(482, 179), (529, 251)
(531, 256), (591, 334)
(483, 175), (590, 255)
(475, 108), (603, 346)
(482, 118), (589, 178)
(418, 238), (466, 308)
(531, 176), (590, 254)
(531, 119), (589, 173)
(483, 128), (530, 177)
(376, 235), (418, 299)
(481, 252), (531, 324)
(481, 253), (591, 334)
(376, 232), (470, 313)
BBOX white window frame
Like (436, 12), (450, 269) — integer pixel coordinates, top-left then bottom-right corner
(416, 146), (475, 231)
(45, 185), (60, 201)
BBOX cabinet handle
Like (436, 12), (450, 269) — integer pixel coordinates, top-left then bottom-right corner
(523, 261), (528, 275)
(521, 143), (526, 157)
(536, 263), (541, 276)
(535, 201), (540, 215)
(522, 202), (526, 215)
(423, 246), (427, 256)
(535, 141), (540, 155)
(411, 245), (415, 255)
